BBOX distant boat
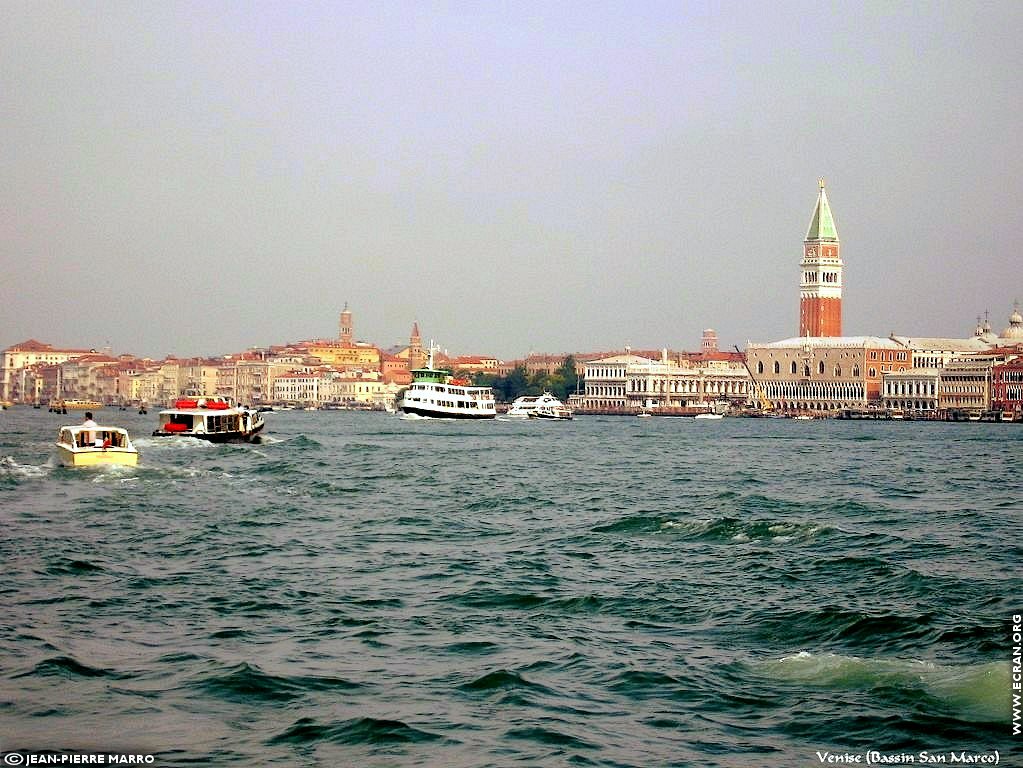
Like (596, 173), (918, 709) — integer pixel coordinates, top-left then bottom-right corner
(694, 412), (724, 420)
(56, 425), (139, 467)
(56, 399), (103, 410)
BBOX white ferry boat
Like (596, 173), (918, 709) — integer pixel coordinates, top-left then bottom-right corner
(400, 347), (496, 419)
(152, 397), (265, 442)
(56, 425), (139, 467)
(506, 392), (567, 419)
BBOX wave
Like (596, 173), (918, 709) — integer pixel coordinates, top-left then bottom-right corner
(754, 652), (1010, 723)
(44, 557), (105, 575)
(459, 669), (550, 693)
(595, 513), (829, 544)
(198, 662), (363, 704)
(503, 725), (598, 750)
(268, 716), (444, 746)
(17, 655), (120, 680)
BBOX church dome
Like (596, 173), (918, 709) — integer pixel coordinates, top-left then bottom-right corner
(975, 315), (998, 343)
(1000, 303), (1023, 339)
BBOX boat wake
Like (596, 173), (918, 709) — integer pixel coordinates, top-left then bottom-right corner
(133, 436), (217, 451)
(399, 412), (431, 421)
(0, 455), (50, 479)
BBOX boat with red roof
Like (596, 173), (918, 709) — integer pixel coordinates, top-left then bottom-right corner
(152, 397), (265, 442)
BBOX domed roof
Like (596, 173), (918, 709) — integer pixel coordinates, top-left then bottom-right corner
(975, 314), (998, 343)
(1001, 302), (1023, 339)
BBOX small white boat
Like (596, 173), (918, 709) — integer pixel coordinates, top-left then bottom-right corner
(56, 425), (139, 467)
(507, 392), (568, 419)
(153, 397), (265, 442)
(694, 412), (724, 420)
(636, 411), (652, 418)
(528, 403), (573, 420)
(793, 415), (814, 421)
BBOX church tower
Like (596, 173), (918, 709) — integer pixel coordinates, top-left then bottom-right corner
(800, 179), (843, 337)
(409, 322), (426, 370)
(339, 303), (353, 346)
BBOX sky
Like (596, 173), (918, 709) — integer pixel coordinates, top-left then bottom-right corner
(2, 1), (1021, 361)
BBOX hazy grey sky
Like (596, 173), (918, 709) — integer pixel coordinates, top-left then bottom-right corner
(3, 2), (1021, 360)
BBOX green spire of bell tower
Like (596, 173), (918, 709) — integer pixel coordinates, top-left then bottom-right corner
(805, 177), (839, 242)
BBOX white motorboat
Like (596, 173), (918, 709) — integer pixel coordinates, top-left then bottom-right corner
(152, 397), (265, 442)
(506, 392), (567, 419)
(399, 345), (497, 419)
(56, 425), (139, 467)
(528, 403), (573, 420)
(694, 412), (724, 420)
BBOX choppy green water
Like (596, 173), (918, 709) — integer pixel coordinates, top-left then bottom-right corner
(0, 409), (1019, 766)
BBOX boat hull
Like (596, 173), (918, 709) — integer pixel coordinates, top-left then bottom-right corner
(152, 422), (265, 442)
(57, 446), (138, 467)
(400, 405), (496, 420)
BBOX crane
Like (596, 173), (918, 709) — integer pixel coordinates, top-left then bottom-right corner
(734, 345), (773, 412)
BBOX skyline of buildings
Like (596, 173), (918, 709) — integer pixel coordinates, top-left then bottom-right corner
(3, 182), (1022, 414)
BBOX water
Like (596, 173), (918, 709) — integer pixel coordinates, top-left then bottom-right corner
(0, 408), (1019, 766)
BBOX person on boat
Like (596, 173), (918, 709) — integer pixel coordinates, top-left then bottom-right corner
(81, 412), (103, 447)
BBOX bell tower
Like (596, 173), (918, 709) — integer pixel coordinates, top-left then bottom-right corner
(800, 178), (843, 337)
(409, 322), (426, 370)
(339, 303), (353, 346)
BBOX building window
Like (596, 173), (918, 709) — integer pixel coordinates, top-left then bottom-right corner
(790, 361), (797, 374)
(774, 361), (780, 374)
(835, 365), (842, 377)
(853, 365), (860, 377)
(818, 361), (825, 375)
(757, 361), (764, 375)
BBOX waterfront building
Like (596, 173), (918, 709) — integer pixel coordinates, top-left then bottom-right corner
(450, 355), (501, 375)
(701, 329), (719, 354)
(576, 351), (750, 411)
(800, 179), (843, 338)
(881, 368), (940, 413)
(888, 334), (991, 369)
(58, 353), (120, 403)
(324, 372), (400, 408)
(214, 355), (280, 406)
(579, 353), (651, 409)
(176, 358), (221, 398)
(273, 371), (323, 404)
(380, 354), (412, 386)
(991, 356), (1023, 416)
(1, 339), (93, 402)
(627, 355), (750, 410)
(303, 340), (381, 371)
(937, 357), (996, 415)
(746, 336), (909, 413)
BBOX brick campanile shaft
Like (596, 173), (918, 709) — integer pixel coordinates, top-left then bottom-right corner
(799, 178), (843, 337)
